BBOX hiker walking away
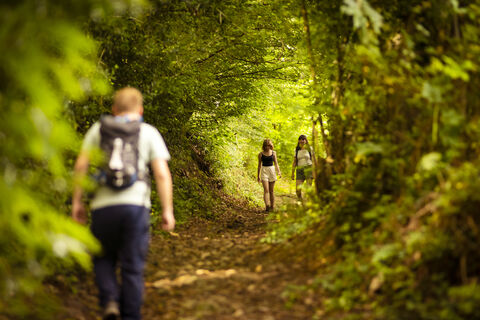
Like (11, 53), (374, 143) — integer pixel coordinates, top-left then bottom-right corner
(71, 87), (175, 320)
(257, 139), (281, 212)
(291, 134), (313, 200)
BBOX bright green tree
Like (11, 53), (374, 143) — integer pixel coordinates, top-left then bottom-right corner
(269, 1), (480, 319)
(0, 0), (143, 317)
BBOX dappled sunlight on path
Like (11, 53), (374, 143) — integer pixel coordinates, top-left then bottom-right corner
(143, 193), (313, 320)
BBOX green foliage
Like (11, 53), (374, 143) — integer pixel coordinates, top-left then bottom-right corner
(80, 0), (311, 218)
(6, 0), (480, 319)
(265, 0), (480, 319)
(0, 0), (143, 316)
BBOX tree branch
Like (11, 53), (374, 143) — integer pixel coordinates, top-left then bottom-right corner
(214, 66), (288, 79)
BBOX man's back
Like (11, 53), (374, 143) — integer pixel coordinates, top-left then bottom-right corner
(82, 121), (170, 209)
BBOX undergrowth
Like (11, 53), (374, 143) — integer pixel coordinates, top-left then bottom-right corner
(266, 155), (480, 320)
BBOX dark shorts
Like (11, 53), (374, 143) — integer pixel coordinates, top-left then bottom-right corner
(296, 166), (313, 181)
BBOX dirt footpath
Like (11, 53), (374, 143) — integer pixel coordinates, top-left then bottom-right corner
(143, 194), (314, 320)
(53, 193), (316, 320)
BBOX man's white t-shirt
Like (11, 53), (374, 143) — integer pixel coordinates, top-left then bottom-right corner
(295, 148), (313, 167)
(82, 121), (170, 210)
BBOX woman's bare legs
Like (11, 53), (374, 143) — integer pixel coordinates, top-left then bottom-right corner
(261, 180), (270, 210)
(306, 178), (313, 187)
(296, 179), (304, 199)
(296, 178), (312, 200)
(269, 181), (275, 210)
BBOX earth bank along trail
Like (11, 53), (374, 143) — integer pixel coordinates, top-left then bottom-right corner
(55, 192), (317, 320)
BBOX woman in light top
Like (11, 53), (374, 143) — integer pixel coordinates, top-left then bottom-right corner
(257, 139), (281, 212)
(291, 135), (313, 199)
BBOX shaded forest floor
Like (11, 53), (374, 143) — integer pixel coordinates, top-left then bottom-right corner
(51, 190), (318, 320)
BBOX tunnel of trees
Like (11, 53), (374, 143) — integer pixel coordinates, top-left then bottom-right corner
(2, 0), (480, 319)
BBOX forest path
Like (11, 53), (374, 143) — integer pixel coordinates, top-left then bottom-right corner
(142, 191), (315, 320)
(53, 189), (316, 320)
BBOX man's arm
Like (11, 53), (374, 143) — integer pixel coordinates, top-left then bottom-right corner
(72, 151), (89, 224)
(151, 158), (175, 231)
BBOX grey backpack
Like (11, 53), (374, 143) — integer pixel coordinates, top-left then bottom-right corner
(98, 115), (142, 189)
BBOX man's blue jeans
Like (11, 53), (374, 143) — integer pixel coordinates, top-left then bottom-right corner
(91, 205), (150, 320)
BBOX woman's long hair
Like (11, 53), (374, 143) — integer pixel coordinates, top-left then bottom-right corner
(262, 139), (274, 152)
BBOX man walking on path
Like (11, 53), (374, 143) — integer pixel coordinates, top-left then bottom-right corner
(71, 87), (175, 320)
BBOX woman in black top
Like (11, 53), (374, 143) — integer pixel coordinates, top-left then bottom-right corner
(257, 139), (281, 212)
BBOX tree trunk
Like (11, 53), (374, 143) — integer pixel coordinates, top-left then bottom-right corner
(301, 0), (317, 84)
(301, 0), (333, 192)
(329, 24), (347, 174)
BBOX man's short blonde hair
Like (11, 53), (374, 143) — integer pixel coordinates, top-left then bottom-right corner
(113, 87), (143, 112)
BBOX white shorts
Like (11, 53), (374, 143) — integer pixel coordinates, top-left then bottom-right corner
(260, 166), (277, 182)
